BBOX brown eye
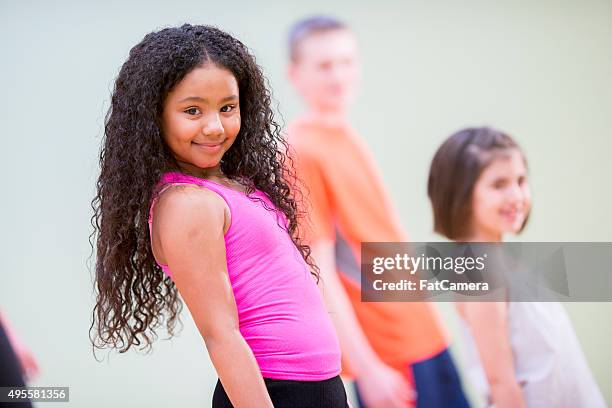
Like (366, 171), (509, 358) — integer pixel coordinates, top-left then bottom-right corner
(220, 105), (235, 113)
(184, 107), (200, 115)
(493, 180), (506, 189)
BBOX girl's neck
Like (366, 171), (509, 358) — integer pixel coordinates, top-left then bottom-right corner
(174, 161), (251, 193)
(176, 162), (227, 182)
(460, 229), (503, 243)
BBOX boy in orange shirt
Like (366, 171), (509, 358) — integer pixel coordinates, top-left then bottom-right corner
(286, 16), (470, 408)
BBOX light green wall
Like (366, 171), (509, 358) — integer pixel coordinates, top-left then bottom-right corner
(1, 0), (610, 406)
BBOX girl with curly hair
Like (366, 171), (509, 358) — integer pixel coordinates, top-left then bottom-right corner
(90, 24), (348, 407)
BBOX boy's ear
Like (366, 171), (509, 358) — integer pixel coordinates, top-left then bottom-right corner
(286, 63), (300, 87)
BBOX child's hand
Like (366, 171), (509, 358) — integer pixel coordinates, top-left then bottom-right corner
(490, 382), (525, 408)
(356, 361), (415, 408)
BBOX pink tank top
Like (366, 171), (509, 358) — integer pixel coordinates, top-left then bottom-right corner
(147, 172), (341, 381)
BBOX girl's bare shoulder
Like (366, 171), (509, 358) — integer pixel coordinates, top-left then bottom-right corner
(153, 184), (228, 232)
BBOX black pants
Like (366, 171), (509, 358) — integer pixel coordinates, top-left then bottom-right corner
(212, 375), (349, 408)
(0, 321), (33, 408)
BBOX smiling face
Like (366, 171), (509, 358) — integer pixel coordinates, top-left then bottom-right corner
(288, 28), (361, 112)
(161, 63), (240, 176)
(469, 149), (531, 241)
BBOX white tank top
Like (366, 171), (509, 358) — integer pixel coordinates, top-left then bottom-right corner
(459, 301), (606, 407)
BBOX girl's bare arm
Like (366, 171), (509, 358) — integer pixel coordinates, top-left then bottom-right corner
(312, 241), (413, 408)
(457, 302), (524, 408)
(154, 186), (273, 408)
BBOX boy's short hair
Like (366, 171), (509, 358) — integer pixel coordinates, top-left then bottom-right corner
(427, 127), (529, 239)
(288, 15), (347, 61)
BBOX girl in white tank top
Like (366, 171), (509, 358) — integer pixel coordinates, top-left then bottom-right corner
(427, 127), (605, 407)
(460, 301), (604, 407)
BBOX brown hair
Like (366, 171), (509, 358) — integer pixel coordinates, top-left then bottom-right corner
(287, 15), (347, 62)
(427, 126), (529, 240)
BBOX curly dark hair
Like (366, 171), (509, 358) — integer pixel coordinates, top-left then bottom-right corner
(90, 24), (317, 354)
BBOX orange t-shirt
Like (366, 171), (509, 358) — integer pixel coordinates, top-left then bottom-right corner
(287, 117), (449, 376)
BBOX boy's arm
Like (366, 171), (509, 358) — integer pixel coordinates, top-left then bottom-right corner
(312, 240), (392, 372)
(312, 241), (412, 408)
(291, 148), (412, 407)
(457, 302), (525, 408)
(155, 186), (272, 408)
